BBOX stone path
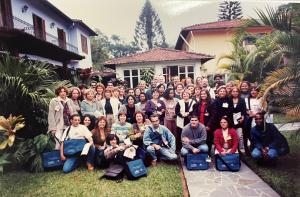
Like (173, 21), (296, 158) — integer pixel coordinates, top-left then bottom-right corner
(182, 160), (280, 197)
(275, 122), (300, 131)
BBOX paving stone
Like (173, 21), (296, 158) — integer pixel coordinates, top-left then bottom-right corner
(182, 161), (280, 197)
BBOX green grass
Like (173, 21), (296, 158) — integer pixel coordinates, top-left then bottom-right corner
(273, 113), (294, 124)
(0, 163), (183, 197)
(243, 131), (300, 197)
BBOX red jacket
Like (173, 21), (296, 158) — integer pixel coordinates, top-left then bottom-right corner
(214, 128), (239, 154)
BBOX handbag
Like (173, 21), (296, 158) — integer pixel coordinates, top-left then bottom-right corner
(42, 150), (64, 169)
(186, 153), (209, 170)
(125, 159), (147, 180)
(100, 163), (124, 182)
(63, 126), (87, 156)
(215, 154), (240, 172)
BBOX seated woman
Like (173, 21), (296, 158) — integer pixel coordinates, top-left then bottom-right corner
(92, 116), (109, 168)
(82, 114), (95, 132)
(128, 112), (148, 160)
(81, 89), (104, 119)
(104, 134), (130, 165)
(111, 112), (132, 144)
(214, 116), (239, 156)
(60, 114), (95, 173)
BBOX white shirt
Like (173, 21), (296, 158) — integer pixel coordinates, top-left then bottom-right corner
(61, 124), (92, 142)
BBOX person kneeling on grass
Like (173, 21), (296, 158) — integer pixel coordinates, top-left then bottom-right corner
(250, 112), (289, 162)
(60, 114), (95, 173)
(181, 115), (208, 156)
(143, 114), (178, 166)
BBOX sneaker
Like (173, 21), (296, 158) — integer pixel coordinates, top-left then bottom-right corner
(151, 160), (157, 167)
(87, 163), (94, 171)
(206, 156), (212, 163)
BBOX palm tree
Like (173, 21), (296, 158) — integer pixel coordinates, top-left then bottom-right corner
(246, 6), (300, 121)
(217, 29), (255, 82)
(0, 55), (70, 137)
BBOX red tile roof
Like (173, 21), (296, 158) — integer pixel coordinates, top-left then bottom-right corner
(104, 48), (214, 65)
(183, 20), (245, 31)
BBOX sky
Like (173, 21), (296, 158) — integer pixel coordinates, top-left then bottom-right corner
(48, 0), (298, 45)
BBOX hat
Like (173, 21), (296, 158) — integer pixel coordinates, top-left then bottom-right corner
(123, 145), (138, 159)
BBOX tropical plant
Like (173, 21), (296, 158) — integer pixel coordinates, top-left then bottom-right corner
(133, 0), (168, 51)
(0, 114), (25, 170)
(141, 68), (155, 84)
(13, 134), (54, 172)
(246, 6), (300, 121)
(217, 29), (255, 81)
(0, 55), (70, 137)
(218, 1), (243, 21)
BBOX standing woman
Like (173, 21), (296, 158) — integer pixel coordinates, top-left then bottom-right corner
(192, 89), (215, 153)
(92, 116), (109, 168)
(214, 116), (239, 156)
(95, 83), (105, 101)
(175, 90), (196, 150)
(174, 83), (184, 99)
(187, 84), (195, 98)
(69, 87), (82, 117)
(212, 86), (234, 125)
(48, 86), (77, 149)
(162, 88), (178, 137)
(136, 92), (148, 114)
(134, 87), (141, 103)
(81, 89), (104, 120)
(193, 86), (202, 102)
(128, 112), (148, 160)
(156, 83), (165, 98)
(119, 95), (140, 124)
(100, 89), (120, 131)
(230, 87), (247, 153)
(195, 77), (203, 87)
(239, 81), (251, 99)
(144, 89), (166, 124)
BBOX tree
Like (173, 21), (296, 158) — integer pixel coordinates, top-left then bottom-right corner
(247, 6), (300, 121)
(133, 0), (168, 51)
(109, 35), (140, 58)
(90, 29), (110, 70)
(218, 1), (243, 21)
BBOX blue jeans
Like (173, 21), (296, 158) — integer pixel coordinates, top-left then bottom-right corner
(180, 144), (209, 156)
(146, 146), (178, 161)
(63, 145), (96, 173)
(251, 147), (285, 160)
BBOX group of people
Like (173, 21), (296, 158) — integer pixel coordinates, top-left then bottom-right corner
(48, 74), (289, 173)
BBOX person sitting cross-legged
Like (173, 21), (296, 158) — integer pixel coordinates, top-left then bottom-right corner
(181, 115), (208, 156)
(143, 114), (178, 166)
(60, 114), (95, 173)
(251, 112), (289, 162)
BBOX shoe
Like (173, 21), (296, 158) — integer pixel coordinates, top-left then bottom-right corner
(87, 163), (94, 171)
(151, 160), (157, 167)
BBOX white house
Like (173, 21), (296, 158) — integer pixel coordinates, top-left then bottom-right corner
(104, 48), (213, 88)
(0, 0), (96, 70)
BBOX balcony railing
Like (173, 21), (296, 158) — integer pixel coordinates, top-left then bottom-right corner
(10, 16), (78, 54)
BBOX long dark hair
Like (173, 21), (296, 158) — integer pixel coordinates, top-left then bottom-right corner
(82, 114), (95, 131)
(106, 134), (119, 146)
(200, 89), (212, 103)
(163, 88), (174, 100)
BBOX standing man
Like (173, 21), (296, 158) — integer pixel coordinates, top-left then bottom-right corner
(143, 114), (178, 166)
(181, 115), (208, 156)
(201, 78), (215, 99)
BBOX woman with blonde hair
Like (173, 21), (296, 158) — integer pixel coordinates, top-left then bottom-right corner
(81, 89), (104, 119)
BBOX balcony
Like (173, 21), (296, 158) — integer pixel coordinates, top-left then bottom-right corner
(12, 16), (78, 54)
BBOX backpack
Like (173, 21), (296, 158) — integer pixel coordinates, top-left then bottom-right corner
(125, 159), (147, 180)
(100, 163), (124, 182)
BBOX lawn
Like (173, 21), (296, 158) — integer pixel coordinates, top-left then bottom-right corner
(273, 113), (294, 124)
(0, 163), (183, 197)
(243, 131), (300, 197)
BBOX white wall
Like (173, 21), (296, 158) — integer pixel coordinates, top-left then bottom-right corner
(11, 0), (94, 69)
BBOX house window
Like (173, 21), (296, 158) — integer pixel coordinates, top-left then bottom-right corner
(33, 14), (46, 40)
(57, 28), (66, 49)
(81, 34), (88, 54)
(124, 69), (140, 88)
